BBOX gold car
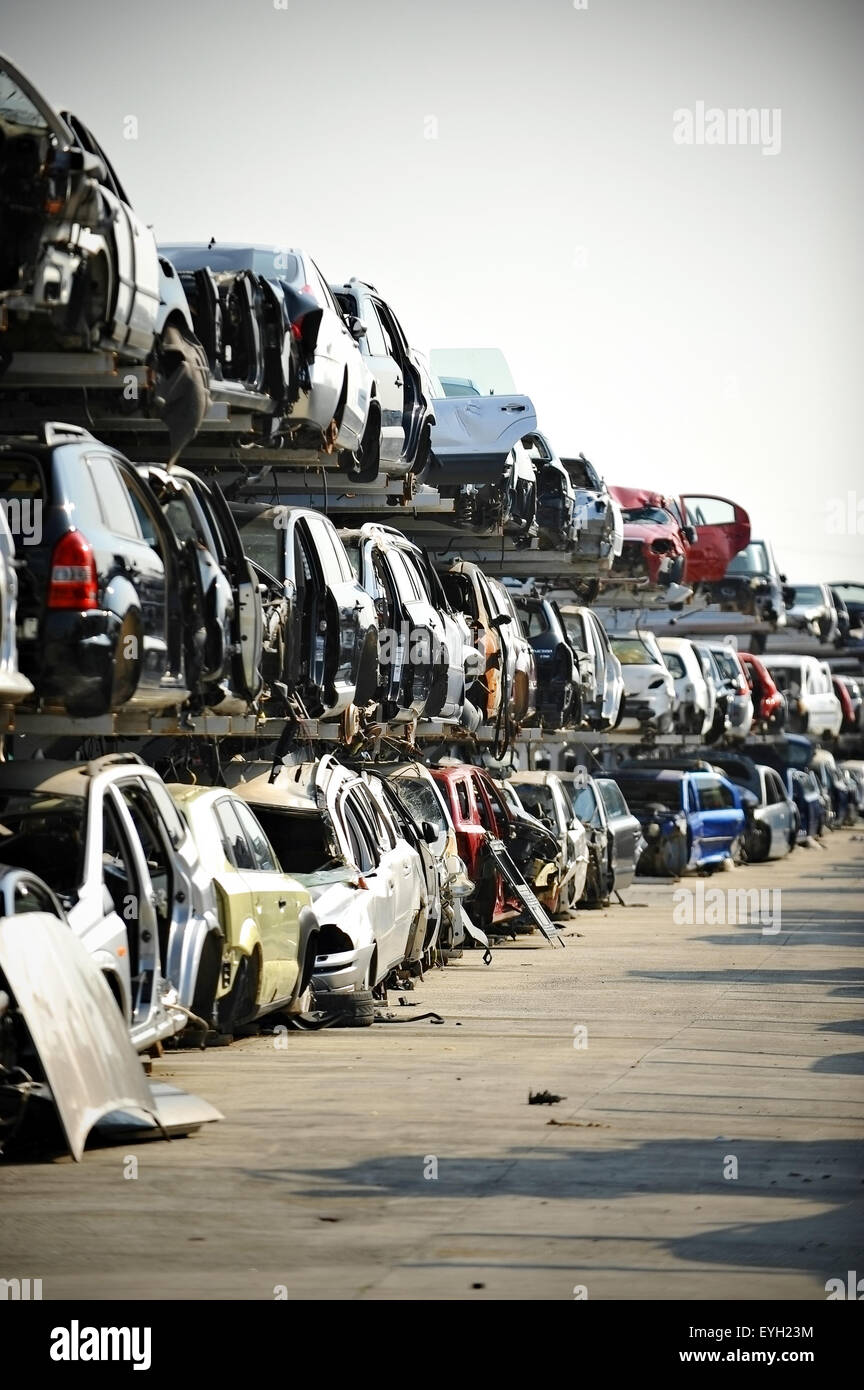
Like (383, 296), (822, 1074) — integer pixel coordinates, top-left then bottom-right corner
(168, 785), (319, 1032)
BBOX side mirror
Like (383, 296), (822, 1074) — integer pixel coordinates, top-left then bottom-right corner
(491, 612), (512, 630)
(779, 573), (787, 584)
(346, 315), (367, 340)
(684, 525), (698, 545)
(421, 821), (438, 845)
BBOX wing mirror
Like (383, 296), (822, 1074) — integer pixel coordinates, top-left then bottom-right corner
(346, 315), (367, 340)
(421, 820), (438, 844)
(490, 613), (512, 629)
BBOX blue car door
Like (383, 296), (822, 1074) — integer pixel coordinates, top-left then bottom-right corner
(692, 775), (743, 862)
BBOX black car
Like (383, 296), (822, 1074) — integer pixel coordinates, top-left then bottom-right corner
(514, 595), (578, 728)
(1, 422), (195, 717)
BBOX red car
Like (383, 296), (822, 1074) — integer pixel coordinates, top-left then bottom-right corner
(609, 489), (751, 591)
(430, 764), (557, 930)
(739, 651), (786, 730)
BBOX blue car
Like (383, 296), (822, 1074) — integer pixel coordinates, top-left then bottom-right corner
(609, 768), (745, 877)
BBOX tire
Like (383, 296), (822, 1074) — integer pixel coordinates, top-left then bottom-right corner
(109, 610), (143, 709)
(318, 989), (375, 1028)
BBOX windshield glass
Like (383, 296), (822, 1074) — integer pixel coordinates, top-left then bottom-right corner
(0, 70), (50, 130)
(392, 777), (447, 837)
(791, 586), (822, 605)
(611, 637), (655, 665)
(0, 791), (85, 899)
(726, 542), (769, 575)
(622, 506), (675, 526)
(570, 784), (601, 827)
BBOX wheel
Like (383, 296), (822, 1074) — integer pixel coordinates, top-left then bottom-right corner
(318, 989), (376, 1028)
(746, 823), (771, 862)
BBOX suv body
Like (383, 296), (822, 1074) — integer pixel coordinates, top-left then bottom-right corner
(2, 424), (193, 716)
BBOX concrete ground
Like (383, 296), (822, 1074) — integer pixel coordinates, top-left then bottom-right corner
(2, 831), (862, 1301)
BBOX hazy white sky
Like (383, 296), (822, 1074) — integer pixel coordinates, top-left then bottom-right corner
(5, 0), (862, 580)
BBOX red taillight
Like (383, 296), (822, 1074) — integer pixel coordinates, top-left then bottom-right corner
(47, 531), (98, 610)
(290, 321), (303, 341)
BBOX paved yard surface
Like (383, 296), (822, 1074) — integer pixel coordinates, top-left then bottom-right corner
(2, 832), (862, 1300)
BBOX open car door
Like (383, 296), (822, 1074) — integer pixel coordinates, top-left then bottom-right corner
(680, 495), (751, 584)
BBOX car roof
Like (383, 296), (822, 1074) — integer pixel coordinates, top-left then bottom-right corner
(0, 755), (146, 796)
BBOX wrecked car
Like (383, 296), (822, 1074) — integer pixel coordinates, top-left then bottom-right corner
(0, 754), (222, 1051)
(226, 756), (428, 1020)
(167, 785), (320, 1033)
(559, 604), (624, 730)
(332, 280), (434, 479)
(0, 504), (34, 707)
(0, 56), (209, 458)
(608, 767), (745, 877)
(508, 772), (589, 913)
(341, 523), (483, 729)
(559, 452), (624, 575)
(513, 594), (579, 728)
(231, 504), (379, 720)
(160, 242), (377, 476)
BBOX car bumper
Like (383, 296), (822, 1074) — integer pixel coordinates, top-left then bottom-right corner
(311, 943), (375, 995)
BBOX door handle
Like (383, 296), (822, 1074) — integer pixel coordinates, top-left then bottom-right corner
(278, 899), (287, 909)
(500, 404), (526, 412)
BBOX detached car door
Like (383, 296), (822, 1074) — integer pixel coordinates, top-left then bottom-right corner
(192, 476), (264, 699)
(357, 295), (405, 463)
(301, 514), (374, 712)
(680, 495), (751, 584)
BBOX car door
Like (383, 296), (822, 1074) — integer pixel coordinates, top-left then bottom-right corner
(597, 779), (641, 889)
(679, 496), (751, 583)
(301, 513), (371, 712)
(231, 798), (301, 1004)
(692, 776), (741, 858)
(762, 768), (792, 852)
(366, 778), (427, 958)
(357, 295), (405, 462)
(340, 781), (409, 973)
(101, 786), (166, 1034)
(308, 260), (368, 446)
(383, 545), (438, 704)
(191, 476), (264, 699)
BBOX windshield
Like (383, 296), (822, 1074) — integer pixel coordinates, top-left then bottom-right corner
(613, 777), (679, 813)
(791, 586), (823, 605)
(622, 506), (675, 526)
(513, 784), (557, 827)
(160, 244), (301, 283)
(391, 777), (447, 837)
(233, 510), (282, 576)
(726, 542), (769, 575)
(611, 637), (656, 665)
(0, 791), (85, 899)
(0, 69), (51, 130)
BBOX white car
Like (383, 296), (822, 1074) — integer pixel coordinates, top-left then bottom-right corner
(559, 604), (624, 730)
(657, 636), (714, 736)
(225, 756), (428, 1008)
(416, 350), (538, 489)
(160, 242), (378, 476)
(509, 773), (589, 913)
(610, 631), (677, 733)
(763, 655), (843, 739)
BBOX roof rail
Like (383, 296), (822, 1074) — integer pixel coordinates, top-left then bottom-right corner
(84, 752), (146, 776)
(40, 422), (94, 447)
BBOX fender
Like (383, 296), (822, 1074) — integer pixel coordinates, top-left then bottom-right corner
(164, 910), (223, 1014)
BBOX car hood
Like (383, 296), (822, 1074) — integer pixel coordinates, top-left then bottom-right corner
(0, 914), (158, 1161)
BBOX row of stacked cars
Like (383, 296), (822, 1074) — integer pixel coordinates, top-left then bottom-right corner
(0, 52), (861, 1160)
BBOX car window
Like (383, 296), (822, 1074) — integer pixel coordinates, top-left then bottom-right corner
(214, 799), (256, 870)
(309, 260), (340, 313)
(144, 780), (187, 850)
(374, 300), (402, 363)
(611, 637), (655, 665)
(478, 777), (507, 833)
(393, 778), (448, 838)
(233, 800), (278, 872)
(304, 516), (353, 586)
(87, 455), (140, 538)
(456, 779), (471, 821)
(13, 878), (57, 915)
(571, 783), (601, 827)
(359, 297), (389, 357)
(597, 780), (627, 819)
(340, 790), (379, 873)
(696, 778), (735, 811)
(681, 497), (736, 526)
(524, 606), (549, 638)
(363, 786), (397, 851)
(388, 549), (425, 603)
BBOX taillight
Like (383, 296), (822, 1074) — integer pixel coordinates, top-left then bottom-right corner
(47, 531), (98, 610)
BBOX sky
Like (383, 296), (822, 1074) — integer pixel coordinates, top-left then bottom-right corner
(4, 0), (863, 580)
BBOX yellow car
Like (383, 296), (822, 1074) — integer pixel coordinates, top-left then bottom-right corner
(168, 785), (319, 1032)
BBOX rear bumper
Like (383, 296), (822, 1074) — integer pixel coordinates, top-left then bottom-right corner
(311, 942), (375, 995)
